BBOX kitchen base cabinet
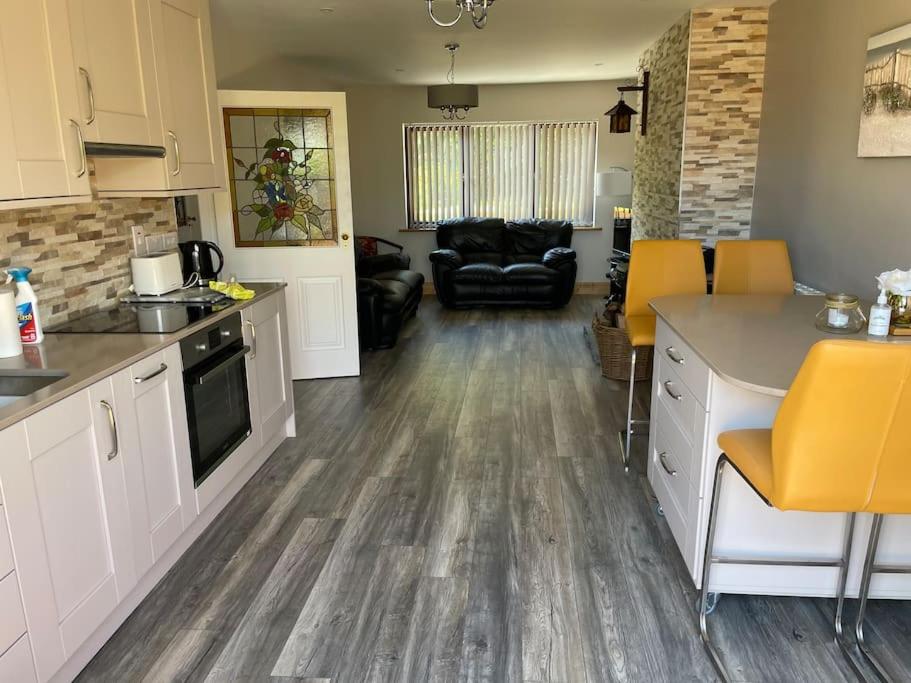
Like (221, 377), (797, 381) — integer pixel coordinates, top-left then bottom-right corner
(244, 293), (294, 449)
(0, 385), (135, 682)
(114, 345), (196, 577)
(0, 635), (38, 683)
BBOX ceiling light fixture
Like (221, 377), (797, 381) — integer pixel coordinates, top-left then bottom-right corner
(427, 0), (495, 30)
(427, 44), (478, 120)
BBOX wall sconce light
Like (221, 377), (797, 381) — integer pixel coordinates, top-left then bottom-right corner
(606, 71), (650, 135)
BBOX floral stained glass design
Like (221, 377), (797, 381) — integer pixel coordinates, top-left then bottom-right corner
(224, 108), (337, 247)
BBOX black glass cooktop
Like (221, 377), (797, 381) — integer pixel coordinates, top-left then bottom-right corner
(49, 301), (234, 335)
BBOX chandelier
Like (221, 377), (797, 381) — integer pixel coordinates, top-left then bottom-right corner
(427, 43), (479, 120)
(427, 0), (496, 29)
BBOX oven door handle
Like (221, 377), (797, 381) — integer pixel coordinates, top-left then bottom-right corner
(192, 345), (250, 385)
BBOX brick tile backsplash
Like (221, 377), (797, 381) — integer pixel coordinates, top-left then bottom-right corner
(0, 166), (176, 327)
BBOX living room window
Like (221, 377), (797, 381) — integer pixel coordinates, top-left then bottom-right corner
(404, 121), (597, 229)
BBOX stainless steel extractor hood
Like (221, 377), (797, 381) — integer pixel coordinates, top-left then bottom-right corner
(83, 142), (166, 158)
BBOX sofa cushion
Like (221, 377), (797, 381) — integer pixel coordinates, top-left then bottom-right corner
(437, 217), (506, 255)
(505, 220), (573, 258)
(373, 269), (425, 291)
(376, 279), (414, 312)
(452, 263), (505, 283)
(503, 263), (559, 284)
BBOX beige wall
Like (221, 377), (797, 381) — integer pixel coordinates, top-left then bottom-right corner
(346, 81), (635, 283)
(752, 0), (911, 296)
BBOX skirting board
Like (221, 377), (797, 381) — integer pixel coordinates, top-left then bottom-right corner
(422, 282), (610, 296)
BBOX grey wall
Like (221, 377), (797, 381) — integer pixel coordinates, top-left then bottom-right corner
(346, 81), (635, 283)
(752, 0), (911, 297)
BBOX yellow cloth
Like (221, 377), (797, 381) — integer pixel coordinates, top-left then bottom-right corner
(209, 280), (255, 301)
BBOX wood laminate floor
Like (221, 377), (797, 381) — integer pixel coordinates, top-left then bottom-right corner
(78, 298), (911, 682)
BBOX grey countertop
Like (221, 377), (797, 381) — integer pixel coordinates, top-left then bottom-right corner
(650, 294), (897, 397)
(0, 282), (286, 432)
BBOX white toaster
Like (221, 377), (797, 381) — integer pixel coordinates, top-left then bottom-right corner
(130, 251), (184, 296)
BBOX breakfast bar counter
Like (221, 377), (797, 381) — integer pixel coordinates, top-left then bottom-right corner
(645, 294), (911, 599)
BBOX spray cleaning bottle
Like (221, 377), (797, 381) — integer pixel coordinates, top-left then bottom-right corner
(7, 267), (44, 345)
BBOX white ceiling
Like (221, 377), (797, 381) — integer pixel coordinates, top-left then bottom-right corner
(211, 0), (774, 87)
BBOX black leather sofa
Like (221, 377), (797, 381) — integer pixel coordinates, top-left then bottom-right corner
(429, 218), (577, 308)
(355, 237), (424, 350)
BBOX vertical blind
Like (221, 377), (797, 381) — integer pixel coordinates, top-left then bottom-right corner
(404, 121), (597, 228)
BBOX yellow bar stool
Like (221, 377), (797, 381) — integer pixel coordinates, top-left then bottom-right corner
(619, 239), (706, 471)
(700, 340), (911, 682)
(713, 239), (794, 295)
(854, 413), (911, 681)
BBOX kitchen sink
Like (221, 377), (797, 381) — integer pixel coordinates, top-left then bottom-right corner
(0, 371), (69, 408)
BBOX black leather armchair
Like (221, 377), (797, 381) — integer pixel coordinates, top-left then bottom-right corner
(430, 218), (577, 308)
(355, 237), (424, 350)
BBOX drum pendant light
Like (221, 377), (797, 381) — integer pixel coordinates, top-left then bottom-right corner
(427, 43), (479, 121)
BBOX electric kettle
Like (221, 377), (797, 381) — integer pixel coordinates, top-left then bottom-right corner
(178, 241), (224, 285)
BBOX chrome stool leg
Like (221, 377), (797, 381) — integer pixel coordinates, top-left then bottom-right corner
(855, 514), (895, 683)
(698, 456), (730, 683)
(833, 513), (869, 681)
(618, 348), (648, 472)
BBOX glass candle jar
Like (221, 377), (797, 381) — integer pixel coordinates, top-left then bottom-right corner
(815, 293), (867, 334)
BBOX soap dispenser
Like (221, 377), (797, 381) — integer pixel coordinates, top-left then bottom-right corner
(868, 288), (892, 338)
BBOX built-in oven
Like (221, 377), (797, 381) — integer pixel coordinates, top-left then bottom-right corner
(180, 313), (252, 487)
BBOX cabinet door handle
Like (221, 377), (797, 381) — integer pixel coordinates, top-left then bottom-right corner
(78, 67), (96, 125)
(99, 400), (119, 461)
(663, 381), (683, 401)
(134, 363), (168, 384)
(245, 320), (257, 359)
(168, 130), (181, 176)
(68, 120), (87, 178)
(659, 452), (677, 477)
(665, 346), (685, 365)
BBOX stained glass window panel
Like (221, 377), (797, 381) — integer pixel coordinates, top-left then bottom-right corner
(224, 107), (338, 247)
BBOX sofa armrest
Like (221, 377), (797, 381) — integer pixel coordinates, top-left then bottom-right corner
(358, 252), (411, 278)
(542, 247), (577, 269)
(429, 249), (464, 269)
(357, 277), (385, 296)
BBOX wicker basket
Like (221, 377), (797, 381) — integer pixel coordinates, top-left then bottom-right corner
(592, 312), (652, 382)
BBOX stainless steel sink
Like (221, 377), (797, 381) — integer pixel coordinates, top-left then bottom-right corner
(0, 371), (69, 408)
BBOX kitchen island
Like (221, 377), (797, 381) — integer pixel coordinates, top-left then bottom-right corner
(646, 294), (911, 600)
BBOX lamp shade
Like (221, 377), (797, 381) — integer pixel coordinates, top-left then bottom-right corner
(597, 170), (633, 197)
(427, 84), (479, 110)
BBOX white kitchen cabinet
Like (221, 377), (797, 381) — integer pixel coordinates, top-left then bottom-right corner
(0, 635), (37, 683)
(114, 345), (196, 578)
(148, 0), (224, 192)
(65, 0), (160, 147)
(244, 294), (294, 449)
(0, 382), (135, 682)
(0, 1), (91, 207)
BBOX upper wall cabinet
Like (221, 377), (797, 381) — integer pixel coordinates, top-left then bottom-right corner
(151, 0), (224, 191)
(0, 1), (91, 208)
(65, 0), (160, 146)
(91, 0), (225, 197)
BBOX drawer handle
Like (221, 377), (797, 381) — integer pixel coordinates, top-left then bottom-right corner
(99, 400), (119, 461)
(664, 381), (683, 402)
(665, 346), (686, 365)
(659, 452), (678, 477)
(134, 363), (168, 384)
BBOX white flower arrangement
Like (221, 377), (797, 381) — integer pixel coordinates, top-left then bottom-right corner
(877, 269), (911, 296)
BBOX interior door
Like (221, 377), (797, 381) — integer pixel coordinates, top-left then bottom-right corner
(210, 90), (360, 380)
